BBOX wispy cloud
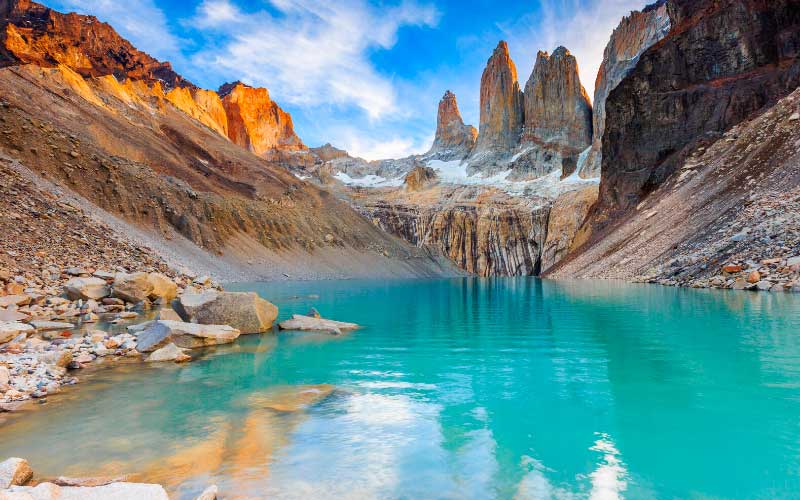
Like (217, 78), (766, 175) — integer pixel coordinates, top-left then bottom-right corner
(190, 0), (440, 120)
(52, 0), (183, 63)
(501, 0), (647, 100)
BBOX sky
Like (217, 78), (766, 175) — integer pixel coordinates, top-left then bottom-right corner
(49, 0), (649, 160)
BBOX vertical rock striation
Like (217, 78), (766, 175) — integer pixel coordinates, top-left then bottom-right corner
(584, 0), (671, 178)
(427, 90), (477, 160)
(472, 41), (524, 156)
(219, 82), (306, 156)
(598, 0), (800, 216)
(522, 47), (592, 149)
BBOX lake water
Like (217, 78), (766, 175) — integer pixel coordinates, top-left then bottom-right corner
(2, 278), (800, 499)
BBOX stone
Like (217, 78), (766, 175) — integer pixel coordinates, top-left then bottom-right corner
(195, 485), (218, 500)
(0, 322), (34, 344)
(787, 256), (800, 267)
(146, 273), (178, 301)
(732, 278), (748, 290)
(155, 308), (182, 321)
(135, 320), (240, 352)
(307, 307), (321, 319)
(249, 384), (335, 412)
(112, 272), (154, 303)
(0, 457), (33, 488)
(74, 354), (94, 364)
(426, 90), (477, 160)
(174, 292), (277, 334)
(0, 309), (28, 322)
(53, 476), (131, 487)
(0, 366), (9, 386)
(756, 280), (774, 291)
(30, 320), (75, 332)
(404, 166), (437, 192)
(0, 295), (30, 307)
(747, 271), (761, 284)
(38, 350), (73, 368)
(522, 46), (592, 149)
(722, 264), (743, 273)
(2, 481), (170, 499)
(472, 41), (524, 154)
(146, 343), (191, 362)
(278, 314), (360, 335)
(64, 277), (110, 301)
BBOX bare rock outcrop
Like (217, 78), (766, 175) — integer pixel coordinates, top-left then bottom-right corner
(427, 90), (477, 160)
(0, 0), (190, 89)
(598, 0), (800, 216)
(522, 47), (592, 150)
(219, 81), (306, 156)
(583, 0), (671, 178)
(472, 41), (524, 157)
(404, 166), (437, 192)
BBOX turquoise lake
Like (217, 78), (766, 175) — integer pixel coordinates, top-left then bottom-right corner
(2, 278), (800, 499)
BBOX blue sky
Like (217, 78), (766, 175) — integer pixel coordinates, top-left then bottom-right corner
(50, 0), (648, 159)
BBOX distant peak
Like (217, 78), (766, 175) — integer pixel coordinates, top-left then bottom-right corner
(442, 90), (456, 100)
(552, 46), (571, 58)
(494, 40), (510, 55)
(218, 81), (248, 97)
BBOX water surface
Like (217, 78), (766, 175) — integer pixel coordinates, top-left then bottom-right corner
(2, 278), (800, 499)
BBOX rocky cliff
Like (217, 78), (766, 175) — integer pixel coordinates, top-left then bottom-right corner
(598, 0), (800, 217)
(523, 47), (592, 149)
(584, 0), (670, 178)
(427, 90), (477, 160)
(219, 82), (306, 155)
(0, 0), (189, 89)
(472, 41), (524, 159)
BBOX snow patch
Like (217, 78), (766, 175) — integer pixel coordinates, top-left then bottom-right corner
(334, 171), (404, 188)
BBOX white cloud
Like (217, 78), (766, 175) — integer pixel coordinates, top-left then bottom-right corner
(52, 0), (183, 63)
(328, 127), (434, 160)
(502, 0), (648, 100)
(191, 0), (439, 119)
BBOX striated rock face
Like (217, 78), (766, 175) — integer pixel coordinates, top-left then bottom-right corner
(427, 90), (477, 160)
(219, 81), (306, 155)
(473, 41), (524, 155)
(598, 0), (800, 215)
(540, 185), (598, 273)
(362, 190), (551, 277)
(523, 47), (592, 150)
(584, 0), (671, 178)
(0, 0), (189, 89)
(165, 87), (229, 137)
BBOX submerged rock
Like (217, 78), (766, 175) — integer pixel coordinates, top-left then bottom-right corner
(278, 315), (360, 335)
(174, 291), (278, 334)
(136, 320), (240, 352)
(146, 343), (191, 363)
(249, 384), (336, 413)
(3, 481), (169, 499)
(195, 485), (218, 500)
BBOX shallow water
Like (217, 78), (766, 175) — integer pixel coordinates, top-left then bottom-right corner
(2, 278), (800, 499)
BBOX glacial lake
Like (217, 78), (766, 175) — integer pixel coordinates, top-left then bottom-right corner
(2, 278), (800, 499)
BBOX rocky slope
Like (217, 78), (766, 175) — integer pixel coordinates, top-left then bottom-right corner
(597, 0), (800, 218)
(426, 90), (477, 160)
(550, 86), (800, 293)
(0, 1), (459, 280)
(583, 0), (671, 178)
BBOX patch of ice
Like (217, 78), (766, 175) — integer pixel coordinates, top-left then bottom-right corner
(293, 173), (311, 181)
(334, 171), (404, 188)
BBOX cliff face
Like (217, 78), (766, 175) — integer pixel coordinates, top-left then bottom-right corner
(0, 0), (189, 89)
(427, 90), (477, 160)
(219, 82), (306, 155)
(584, 1), (671, 178)
(523, 47), (592, 149)
(598, 0), (800, 216)
(364, 194), (550, 277)
(473, 41), (524, 156)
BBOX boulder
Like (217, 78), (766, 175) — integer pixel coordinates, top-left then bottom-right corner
(174, 292), (277, 334)
(64, 277), (110, 301)
(0, 295), (31, 308)
(0, 457), (33, 488)
(2, 481), (169, 499)
(155, 308), (182, 321)
(136, 320), (240, 352)
(278, 315), (360, 335)
(0, 309), (29, 322)
(146, 343), (191, 362)
(112, 273), (153, 304)
(0, 322), (34, 344)
(195, 485), (218, 500)
(30, 321), (75, 332)
(146, 273), (178, 301)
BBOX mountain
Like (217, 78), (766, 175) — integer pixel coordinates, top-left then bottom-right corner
(426, 90), (477, 161)
(0, 0), (459, 279)
(549, 0), (800, 292)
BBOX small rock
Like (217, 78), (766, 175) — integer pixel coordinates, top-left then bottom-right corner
(746, 271), (761, 284)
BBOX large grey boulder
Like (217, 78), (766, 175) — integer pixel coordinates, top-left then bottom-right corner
(112, 273), (154, 304)
(0, 457), (33, 488)
(136, 320), (240, 352)
(2, 481), (169, 499)
(64, 277), (110, 301)
(278, 315), (360, 335)
(174, 292), (278, 334)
